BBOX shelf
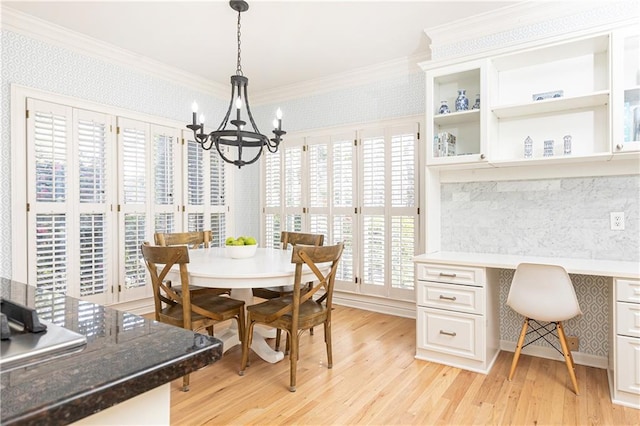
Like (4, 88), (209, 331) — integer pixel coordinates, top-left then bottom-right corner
(488, 152), (614, 167)
(433, 109), (480, 126)
(491, 91), (610, 119)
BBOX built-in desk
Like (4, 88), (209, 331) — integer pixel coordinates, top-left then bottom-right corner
(413, 251), (640, 409)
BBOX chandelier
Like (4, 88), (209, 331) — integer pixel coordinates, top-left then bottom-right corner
(187, 0), (285, 168)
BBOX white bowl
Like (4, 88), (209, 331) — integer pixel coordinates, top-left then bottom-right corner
(226, 244), (257, 259)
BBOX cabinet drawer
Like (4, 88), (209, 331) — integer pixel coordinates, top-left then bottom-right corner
(417, 307), (483, 361)
(417, 281), (484, 314)
(617, 302), (640, 338)
(616, 335), (640, 396)
(616, 279), (640, 304)
(416, 263), (485, 287)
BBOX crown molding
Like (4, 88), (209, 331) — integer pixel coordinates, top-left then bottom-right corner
(250, 52), (429, 105)
(425, 0), (639, 62)
(1, 6), (228, 98)
(1, 5), (428, 106)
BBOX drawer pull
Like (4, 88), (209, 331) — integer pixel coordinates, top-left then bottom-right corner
(439, 272), (457, 278)
(439, 330), (457, 337)
(439, 295), (457, 301)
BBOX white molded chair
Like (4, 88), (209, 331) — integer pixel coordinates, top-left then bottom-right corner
(507, 263), (582, 395)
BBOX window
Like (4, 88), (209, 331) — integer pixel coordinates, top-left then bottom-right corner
(20, 93), (232, 305)
(261, 120), (420, 300)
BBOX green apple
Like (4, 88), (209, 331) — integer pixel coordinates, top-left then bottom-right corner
(225, 237), (236, 246)
(245, 237), (257, 245)
(237, 236), (245, 244)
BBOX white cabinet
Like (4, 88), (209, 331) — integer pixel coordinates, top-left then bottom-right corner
(415, 261), (499, 373)
(421, 27), (638, 168)
(613, 28), (640, 153)
(426, 61), (486, 165)
(611, 278), (640, 408)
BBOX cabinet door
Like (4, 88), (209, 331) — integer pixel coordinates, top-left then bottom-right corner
(417, 307), (484, 361)
(425, 60), (487, 166)
(616, 335), (640, 395)
(613, 28), (640, 153)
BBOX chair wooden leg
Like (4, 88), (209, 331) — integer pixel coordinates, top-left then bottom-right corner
(239, 320), (255, 376)
(275, 329), (282, 351)
(509, 318), (529, 381)
(557, 321), (580, 395)
(325, 320), (332, 368)
(182, 373), (190, 392)
(289, 329), (298, 392)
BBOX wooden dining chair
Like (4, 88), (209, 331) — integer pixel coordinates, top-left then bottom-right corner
(239, 242), (344, 392)
(140, 243), (245, 391)
(252, 231), (325, 351)
(154, 230), (212, 249)
(252, 231), (325, 300)
(154, 230), (230, 297)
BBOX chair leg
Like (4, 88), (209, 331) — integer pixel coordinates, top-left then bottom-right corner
(509, 317), (529, 381)
(325, 320), (332, 368)
(289, 329), (298, 392)
(557, 321), (580, 395)
(182, 373), (190, 392)
(239, 320), (255, 376)
(275, 328), (282, 351)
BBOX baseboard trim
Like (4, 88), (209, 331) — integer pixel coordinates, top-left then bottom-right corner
(500, 340), (607, 369)
(332, 291), (415, 319)
(109, 297), (155, 316)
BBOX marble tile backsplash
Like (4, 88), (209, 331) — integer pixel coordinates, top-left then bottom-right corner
(441, 175), (640, 262)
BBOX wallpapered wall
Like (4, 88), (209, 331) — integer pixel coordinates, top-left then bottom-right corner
(0, 28), (426, 279)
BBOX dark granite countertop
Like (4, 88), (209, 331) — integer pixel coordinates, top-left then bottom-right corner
(0, 278), (223, 425)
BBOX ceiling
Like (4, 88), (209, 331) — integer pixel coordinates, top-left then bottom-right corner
(4, 1), (520, 94)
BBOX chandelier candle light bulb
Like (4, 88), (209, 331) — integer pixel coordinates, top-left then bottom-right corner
(185, 0), (286, 168)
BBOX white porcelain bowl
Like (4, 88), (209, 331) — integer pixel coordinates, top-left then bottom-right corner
(226, 244), (258, 259)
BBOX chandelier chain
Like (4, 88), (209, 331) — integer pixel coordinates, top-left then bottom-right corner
(236, 9), (243, 76)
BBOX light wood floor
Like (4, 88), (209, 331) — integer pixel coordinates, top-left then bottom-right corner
(169, 305), (639, 425)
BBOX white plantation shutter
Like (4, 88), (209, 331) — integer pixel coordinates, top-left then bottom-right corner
(27, 100), (115, 304)
(209, 143), (227, 245)
(210, 148), (226, 207)
(187, 139), (205, 206)
(118, 118), (150, 300)
(263, 148), (282, 248)
(210, 213), (226, 246)
(261, 121), (419, 301)
(389, 126), (418, 294)
(79, 213), (107, 297)
(283, 140), (304, 235)
(75, 109), (113, 302)
(183, 134), (231, 244)
(284, 144), (303, 209)
(152, 125), (180, 234)
(307, 138), (329, 243)
(28, 100), (72, 295)
(331, 135), (357, 290)
(21, 93), (233, 306)
(360, 129), (386, 296)
(35, 214), (68, 294)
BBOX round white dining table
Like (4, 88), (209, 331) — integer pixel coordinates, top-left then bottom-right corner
(168, 247), (323, 364)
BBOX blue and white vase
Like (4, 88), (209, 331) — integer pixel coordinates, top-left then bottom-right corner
(455, 89), (469, 111)
(438, 101), (450, 115)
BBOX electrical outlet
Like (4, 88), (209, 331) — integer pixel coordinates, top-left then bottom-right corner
(610, 212), (625, 230)
(567, 336), (579, 351)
